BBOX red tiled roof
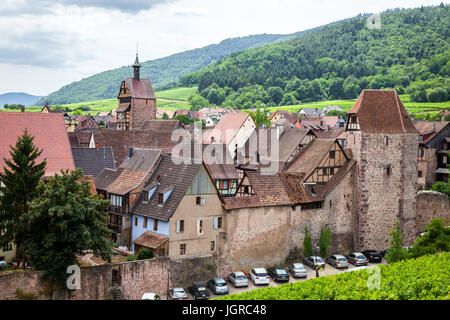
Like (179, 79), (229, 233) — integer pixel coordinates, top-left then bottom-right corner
(0, 112), (75, 177)
(134, 231), (168, 249)
(412, 120), (449, 144)
(348, 90), (418, 134)
(122, 78), (156, 99)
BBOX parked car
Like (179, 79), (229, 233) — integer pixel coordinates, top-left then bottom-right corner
(207, 278), (229, 295)
(362, 250), (382, 263)
(168, 287), (188, 300)
(326, 255), (349, 268)
(249, 268), (270, 285)
(188, 282), (210, 300)
(346, 252), (368, 266)
(303, 256), (325, 270)
(141, 293), (160, 300)
(380, 249), (390, 257)
(267, 267), (290, 282)
(288, 263), (307, 278)
(228, 271), (249, 288)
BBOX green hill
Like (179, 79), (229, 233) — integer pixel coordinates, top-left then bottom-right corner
(180, 5), (450, 109)
(37, 30), (327, 106)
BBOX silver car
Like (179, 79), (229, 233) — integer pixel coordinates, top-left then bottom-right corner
(228, 271), (249, 288)
(346, 252), (368, 266)
(207, 278), (229, 295)
(326, 255), (349, 268)
(303, 256), (326, 269)
(288, 263), (307, 278)
(168, 287), (188, 300)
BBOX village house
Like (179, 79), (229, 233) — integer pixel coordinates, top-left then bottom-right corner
(94, 148), (163, 248)
(40, 103), (76, 132)
(203, 113), (256, 159)
(131, 155), (224, 259)
(0, 111), (75, 263)
(270, 110), (299, 125)
(116, 54), (157, 131)
(323, 105), (343, 114)
(413, 120), (450, 188)
(298, 107), (324, 118)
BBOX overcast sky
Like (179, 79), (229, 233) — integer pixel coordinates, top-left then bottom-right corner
(0, 0), (446, 96)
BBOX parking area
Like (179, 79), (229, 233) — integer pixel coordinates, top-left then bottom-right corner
(160, 259), (387, 300)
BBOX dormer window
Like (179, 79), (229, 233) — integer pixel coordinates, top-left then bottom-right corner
(419, 135), (423, 141)
(158, 193), (164, 204)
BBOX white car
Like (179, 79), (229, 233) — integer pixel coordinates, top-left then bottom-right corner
(228, 271), (249, 288)
(249, 268), (270, 285)
(141, 293), (160, 300)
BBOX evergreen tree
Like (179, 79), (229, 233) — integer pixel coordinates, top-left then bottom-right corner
(0, 130), (47, 267)
(21, 169), (113, 290)
(319, 227), (331, 257)
(303, 226), (314, 258)
(162, 112), (169, 120)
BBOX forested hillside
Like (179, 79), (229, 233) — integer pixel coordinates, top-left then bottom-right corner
(36, 29), (323, 105)
(181, 4), (450, 109)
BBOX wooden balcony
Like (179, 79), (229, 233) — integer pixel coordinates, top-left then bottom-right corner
(108, 205), (129, 215)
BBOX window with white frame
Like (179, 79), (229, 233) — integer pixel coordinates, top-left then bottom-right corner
(110, 194), (122, 207)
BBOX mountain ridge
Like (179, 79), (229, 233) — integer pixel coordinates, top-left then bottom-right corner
(0, 92), (43, 107)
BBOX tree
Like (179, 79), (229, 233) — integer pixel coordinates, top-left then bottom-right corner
(136, 247), (154, 260)
(319, 227), (331, 257)
(250, 108), (270, 127)
(385, 221), (408, 263)
(0, 130), (47, 267)
(162, 112), (169, 120)
(173, 114), (194, 125)
(21, 169), (113, 290)
(189, 94), (209, 111)
(431, 181), (450, 198)
(267, 86), (284, 105)
(409, 218), (450, 258)
(303, 227), (313, 258)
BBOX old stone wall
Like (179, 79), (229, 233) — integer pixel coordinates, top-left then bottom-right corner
(0, 264), (112, 300)
(170, 255), (217, 289)
(222, 166), (356, 271)
(416, 190), (450, 234)
(347, 131), (418, 251)
(131, 98), (156, 130)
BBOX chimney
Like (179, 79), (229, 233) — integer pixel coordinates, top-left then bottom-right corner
(20, 105), (25, 112)
(128, 147), (133, 158)
(320, 120), (323, 126)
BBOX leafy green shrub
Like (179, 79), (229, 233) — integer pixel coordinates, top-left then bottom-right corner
(127, 255), (136, 262)
(409, 218), (450, 258)
(431, 181), (450, 198)
(385, 221), (409, 263)
(215, 253), (450, 300)
(136, 248), (154, 260)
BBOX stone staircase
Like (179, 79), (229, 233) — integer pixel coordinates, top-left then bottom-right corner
(111, 280), (124, 300)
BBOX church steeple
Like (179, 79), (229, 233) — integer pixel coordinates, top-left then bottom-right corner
(132, 52), (141, 81)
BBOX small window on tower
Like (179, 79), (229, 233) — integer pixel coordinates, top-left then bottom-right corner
(386, 165), (391, 176)
(384, 136), (389, 146)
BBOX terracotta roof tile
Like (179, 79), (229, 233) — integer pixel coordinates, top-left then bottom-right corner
(348, 90), (418, 134)
(134, 231), (168, 249)
(203, 113), (252, 144)
(0, 112), (75, 177)
(122, 78), (156, 99)
(412, 120), (449, 144)
(71, 147), (115, 177)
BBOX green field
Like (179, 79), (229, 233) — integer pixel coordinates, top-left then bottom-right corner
(155, 86), (197, 101)
(1, 90), (448, 117)
(216, 253), (450, 300)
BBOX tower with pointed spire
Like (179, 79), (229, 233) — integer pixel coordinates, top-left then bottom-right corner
(116, 52), (157, 130)
(133, 53), (141, 81)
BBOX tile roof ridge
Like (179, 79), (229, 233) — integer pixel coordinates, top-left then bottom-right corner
(394, 91), (406, 133)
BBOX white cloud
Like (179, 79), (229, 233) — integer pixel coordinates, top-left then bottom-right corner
(0, 0), (446, 95)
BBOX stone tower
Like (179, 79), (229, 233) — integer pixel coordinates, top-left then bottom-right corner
(346, 89), (419, 251)
(116, 53), (157, 131)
